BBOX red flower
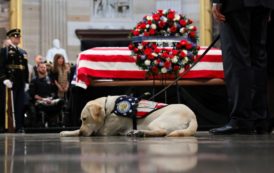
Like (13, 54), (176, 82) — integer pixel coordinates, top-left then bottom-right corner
(176, 43), (182, 49)
(167, 11), (175, 20)
(188, 19), (193, 24)
(157, 59), (161, 64)
(147, 20), (152, 25)
(180, 40), (187, 46)
(180, 51), (186, 57)
(149, 29), (156, 35)
(170, 26), (177, 33)
(144, 48), (152, 55)
(133, 48), (139, 53)
(186, 43), (193, 50)
(173, 65), (180, 71)
(172, 50), (179, 55)
(191, 26), (197, 31)
(189, 31), (196, 38)
(142, 41), (149, 46)
(137, 23), (146, 29)
(153, 13), (160, 21)
(164, 61), (171, 68)
(133, 30), (140, 36)
(158, 21), (166, 28)
(179, 19), (187, 26)
(152, 66), (159, 74)
(155, 48), (161, 53)
(144, 32), (150, 36)
(162, 52), (169, 58)
(147, 54), (154, 60)
(128, 44), (134, 50)
(151, 43), (157, 49)
(157, 9), (163, 15)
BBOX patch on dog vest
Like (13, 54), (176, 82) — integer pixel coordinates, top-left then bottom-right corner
(136, 100), (167, 118)
(113, 96), (167, 118)
(113, 96), (139, 117)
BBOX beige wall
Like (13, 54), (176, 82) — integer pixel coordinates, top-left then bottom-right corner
(22, 0), (200, 65)
(0, 0), (9, 42)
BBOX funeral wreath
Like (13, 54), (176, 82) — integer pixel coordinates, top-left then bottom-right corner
(128, 9), (200, 76)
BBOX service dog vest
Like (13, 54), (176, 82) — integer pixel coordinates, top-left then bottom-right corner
(113, 96), (167, 119)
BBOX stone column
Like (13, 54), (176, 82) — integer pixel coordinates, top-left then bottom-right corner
(41, 0), (67, 57)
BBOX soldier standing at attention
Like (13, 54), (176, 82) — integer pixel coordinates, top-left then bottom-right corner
(0, 29), (29, 133)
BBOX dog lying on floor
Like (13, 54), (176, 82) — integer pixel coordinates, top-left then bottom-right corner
(60, 95), (197, 137)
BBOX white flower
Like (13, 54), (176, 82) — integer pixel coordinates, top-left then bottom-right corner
(146, 16), (153, 20)
(138, 45), (143, 49)
(145, 60), (151, 66)
(152, 53), (158, 57)
(182, 57), (189, 64)
(172, 56), (178, 63)
(151, 24), (157, 29)
(161, 16), (168, 22)
(189, 25), (194, 30)
(161, 67), (167, 73)
(180, 28), (186, 34)
(146, 24), (150, 28)
(183, 50), (188, 56)
(174, 14), (180, 21)
(154, 60), (158, 64)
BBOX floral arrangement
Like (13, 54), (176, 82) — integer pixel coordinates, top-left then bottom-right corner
(128, 9), (200, 76)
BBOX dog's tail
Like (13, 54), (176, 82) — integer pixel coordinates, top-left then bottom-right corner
(166, 118), (198, 137)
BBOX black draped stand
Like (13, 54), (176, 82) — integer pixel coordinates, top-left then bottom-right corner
(68, 84), (229, 130)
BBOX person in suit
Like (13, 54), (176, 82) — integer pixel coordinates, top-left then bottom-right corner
(210, 0), (274, 134)
(0, 28), (29, 133)
(267, 12), (274, 131)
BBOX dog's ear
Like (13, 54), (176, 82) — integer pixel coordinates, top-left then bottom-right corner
(88, 103), (103, 120)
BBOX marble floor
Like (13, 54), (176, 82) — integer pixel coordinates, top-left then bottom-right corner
(0, 132), (273, 173)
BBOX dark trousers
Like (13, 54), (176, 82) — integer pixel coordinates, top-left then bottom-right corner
(220, 7), (270, 125)
(12, 85), (25, 130)
(267, 12), (274, 118)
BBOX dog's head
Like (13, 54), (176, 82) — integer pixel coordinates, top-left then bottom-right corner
(79, 101), (105, 136)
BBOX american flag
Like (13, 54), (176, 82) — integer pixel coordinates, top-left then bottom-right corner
(75, 47), (223, 88)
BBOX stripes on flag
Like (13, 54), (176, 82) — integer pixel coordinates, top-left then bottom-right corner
(75, 47), (224, 88)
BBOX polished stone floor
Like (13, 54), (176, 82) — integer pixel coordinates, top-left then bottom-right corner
(0, 132), (273, 173)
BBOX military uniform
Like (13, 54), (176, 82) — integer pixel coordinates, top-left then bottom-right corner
(0, 29), (29, 132)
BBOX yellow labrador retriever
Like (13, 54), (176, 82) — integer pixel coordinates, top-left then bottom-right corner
(60, 95), (197, 137)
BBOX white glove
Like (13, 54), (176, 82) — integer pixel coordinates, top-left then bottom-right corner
(25, 83), (29, 92)
(3, 79), (13, 88)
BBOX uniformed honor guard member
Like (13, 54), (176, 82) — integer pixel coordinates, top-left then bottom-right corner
(0, 28), (29, 133)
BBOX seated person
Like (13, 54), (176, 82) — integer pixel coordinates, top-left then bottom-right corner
(29, 62), (64, 127)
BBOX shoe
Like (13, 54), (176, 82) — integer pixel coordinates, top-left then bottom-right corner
(209, 124), (253, 135)
(0, 128), (5, 133)
(16, 128), (25, 133)
(255, 118), (274, 134)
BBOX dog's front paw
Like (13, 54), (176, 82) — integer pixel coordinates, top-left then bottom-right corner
(60, 131), (68, 137)
(126, 130), (145, 137)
